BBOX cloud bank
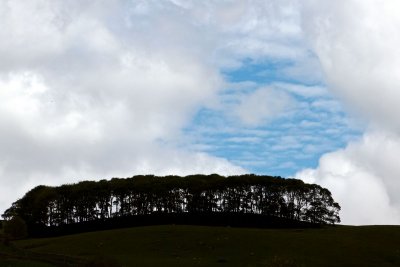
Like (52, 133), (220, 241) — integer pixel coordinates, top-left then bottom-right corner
(298, 0), (400, 224)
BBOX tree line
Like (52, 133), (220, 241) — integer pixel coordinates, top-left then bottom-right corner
(2, 174), (341, 231)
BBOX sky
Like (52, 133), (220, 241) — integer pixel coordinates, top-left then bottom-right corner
(0, 0), (399, 225)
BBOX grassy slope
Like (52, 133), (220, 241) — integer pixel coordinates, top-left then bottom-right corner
(0, 242), (56, 267)
(8, 225), (400, 267)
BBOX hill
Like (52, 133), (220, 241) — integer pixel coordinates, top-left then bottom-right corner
(1, 224), (399, 267)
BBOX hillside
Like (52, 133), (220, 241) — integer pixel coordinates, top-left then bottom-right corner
(1, 225), (399, 267)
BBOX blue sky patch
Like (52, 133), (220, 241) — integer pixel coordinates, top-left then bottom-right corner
(183, 60), (362, 177)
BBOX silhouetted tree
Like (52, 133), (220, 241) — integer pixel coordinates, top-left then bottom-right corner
(2, 174), (341, 234)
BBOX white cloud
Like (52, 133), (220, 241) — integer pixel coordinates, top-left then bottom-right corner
(297, 0), (400, 224)
(301, 0), (400, 132)
(234, 86), (295, 126)
(297, 131), (400, 225)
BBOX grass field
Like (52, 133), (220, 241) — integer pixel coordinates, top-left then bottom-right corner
(1, 225), (400, 266)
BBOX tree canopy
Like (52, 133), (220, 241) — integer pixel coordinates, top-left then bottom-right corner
(2, 174), (340, 234)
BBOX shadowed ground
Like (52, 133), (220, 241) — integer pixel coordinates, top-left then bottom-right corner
(1, 224), (398, 267)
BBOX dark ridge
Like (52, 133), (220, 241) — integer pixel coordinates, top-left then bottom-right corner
(29, 212), (320, 238)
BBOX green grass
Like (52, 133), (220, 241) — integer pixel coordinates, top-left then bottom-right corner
(3, 225), (400, 267)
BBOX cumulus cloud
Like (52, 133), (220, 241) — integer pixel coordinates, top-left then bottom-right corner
(301, 0), (400, 131)
(297, 131), (400, 224)
(297, 0), (400, 224)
